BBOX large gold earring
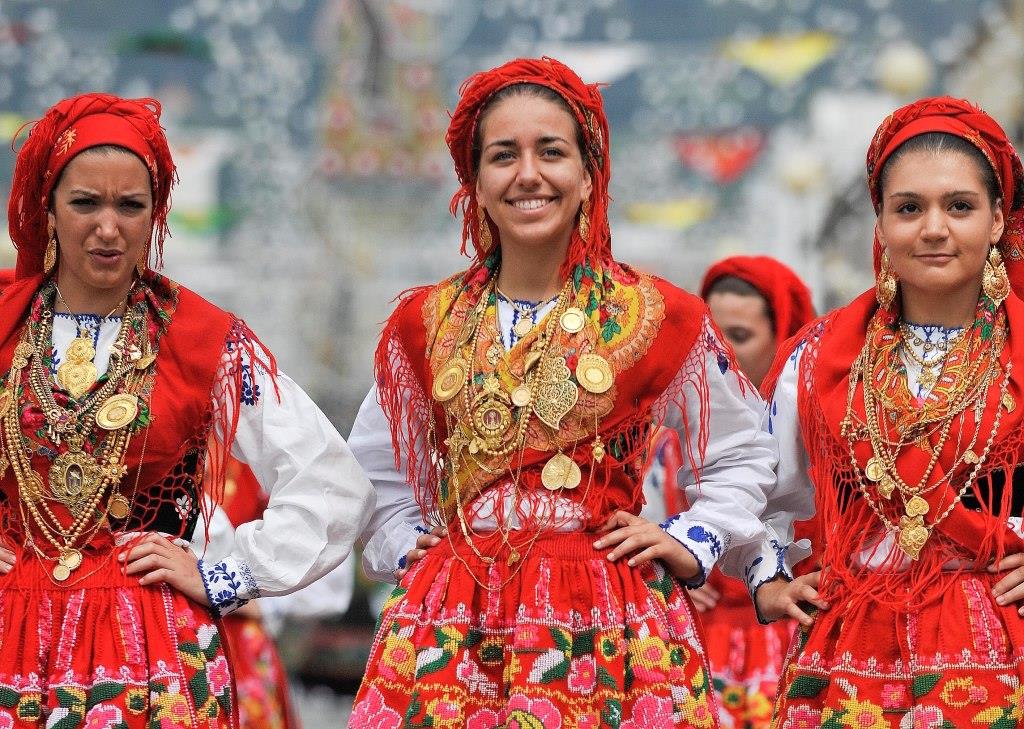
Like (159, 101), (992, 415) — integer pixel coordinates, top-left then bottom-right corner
(876, 249), (898, 309)
(983, 245), (1010, 307)
(578, 205), (590, 240)
(136, 249), (147, 276)
(477, 207), (493, 250)
(43, 222), (57, 275)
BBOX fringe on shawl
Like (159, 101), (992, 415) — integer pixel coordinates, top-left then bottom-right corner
(765, 311), (1024, 611)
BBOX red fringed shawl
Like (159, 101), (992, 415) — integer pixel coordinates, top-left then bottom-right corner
(0, 272), (277, 556)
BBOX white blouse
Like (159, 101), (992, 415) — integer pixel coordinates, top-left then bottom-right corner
(351, 299), (779, 587)
(49, 312), (375, 616)
(744, 320), (1000, 617)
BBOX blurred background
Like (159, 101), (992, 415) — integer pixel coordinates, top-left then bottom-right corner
(0, 0), (1020, 724)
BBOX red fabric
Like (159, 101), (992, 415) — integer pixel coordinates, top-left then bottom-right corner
(221, 458), (269, 528)
(221, 615), (297, 729)
(8, 93), (177, 279)
(700, 255), (815, 341)
(864, 96), (1024, 295)
(445, 57), (611, 281)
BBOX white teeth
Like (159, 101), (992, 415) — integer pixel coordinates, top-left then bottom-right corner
(511, 198), (550, 210)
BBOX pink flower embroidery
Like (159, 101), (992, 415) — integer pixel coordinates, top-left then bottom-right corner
(781, 705), (823, 729)
(466, 708), (501, 729)
(505, 694), (562, 728)
(576, 714), (600, 729)
(83, 704), (124, 729)
(881, 683), (908, 709)
(620, 694), (674, 729)
(899, 705), (944, 729)
(0, 715), (15, 729)
(206, 655), (231, 696)
(349, 686), (402, 729)
(567, 656), (597, 694)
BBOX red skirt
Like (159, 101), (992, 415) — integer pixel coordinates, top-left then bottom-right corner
(351, 531), (720, 728)
(220, 614), (297, 729)
(773, 571), (1024, 728)
(701, 574), (794, 729)
(0, 545), (235, 728)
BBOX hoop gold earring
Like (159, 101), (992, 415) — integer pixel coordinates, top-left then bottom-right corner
(578, 205), (590, 240)
(876, 249), (898, 309)
(477, 207), (493, 250)
(43, 223), (57, 275)
(983, 245), (1010, 307)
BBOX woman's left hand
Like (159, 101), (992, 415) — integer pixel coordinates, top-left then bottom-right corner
(595, 510), (700, 582)
(989, 552), (1024, 614)
(122, 533), (210, 606)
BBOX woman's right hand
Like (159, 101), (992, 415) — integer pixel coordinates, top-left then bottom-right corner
(0, 546), (14, 574)
(395, 527), (447, 581)
(754, 571), (827, 627)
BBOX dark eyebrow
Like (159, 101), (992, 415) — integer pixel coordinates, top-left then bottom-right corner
(888, 190), (982, 199)
(484, 139), (516, 151)
(67, 188), (148, 198)
(539, 135), (569, 145)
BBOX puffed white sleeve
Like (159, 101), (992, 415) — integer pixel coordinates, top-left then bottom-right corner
(725, 336), (816, 622)
(659, 316), (778, 588)
(349, 385), (432, 583)
(197, 351), (376, 617)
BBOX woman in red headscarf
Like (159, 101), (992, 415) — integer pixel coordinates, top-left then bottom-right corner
(348, 57), (782, 727)
(0, 93), (374, 727)
(671, 257), (816, 727)
(751, 97), (1024, 726)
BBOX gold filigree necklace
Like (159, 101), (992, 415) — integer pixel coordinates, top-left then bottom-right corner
(53, 285), (128, 399)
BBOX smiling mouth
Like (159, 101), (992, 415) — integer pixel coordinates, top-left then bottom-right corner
(507, 198), (555, 211)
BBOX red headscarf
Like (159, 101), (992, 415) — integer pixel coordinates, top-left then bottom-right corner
(699, 255), (815, 341)
(866, 96), (1024, 292)
(8, 93), (177, 280)
(445, 57), (611, 279)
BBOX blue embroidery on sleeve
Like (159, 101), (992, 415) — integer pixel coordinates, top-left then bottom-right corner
(686, 525), (722, 558)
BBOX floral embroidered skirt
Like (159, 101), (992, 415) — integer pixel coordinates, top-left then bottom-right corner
(351, 530), (719, 728)
(701, 576), (793, 729)
(0, 546), (235, 728)
(220, 614), (296, 729)
(773, 571), (1024, 728)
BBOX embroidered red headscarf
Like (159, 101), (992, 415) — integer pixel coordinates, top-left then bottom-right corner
(8, 93), (177, 280)
(770, 96), (1024, 610)
(699, 255), (815, 342)
(445, 56), (611, 278)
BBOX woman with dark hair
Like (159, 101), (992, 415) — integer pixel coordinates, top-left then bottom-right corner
(0, 93), (374, 727)
(754, 98), (1024, 725)
(348, 57), (784, 728)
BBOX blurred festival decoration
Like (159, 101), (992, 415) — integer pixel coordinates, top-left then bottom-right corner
(674, 127), (764, 184)
(721, 30), (839, 87)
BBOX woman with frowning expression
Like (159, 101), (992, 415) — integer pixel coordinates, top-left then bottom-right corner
(349, 57), (781, 727)
(0, 93), (374, 727)
(753, 98), (1024, 725)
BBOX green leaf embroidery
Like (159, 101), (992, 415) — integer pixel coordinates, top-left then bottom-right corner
(188, 670), (210, 708)
(597, 666), (619, 690)
(0, 687), (18, 708)
(571, 629), (596, 658)
(786, 674), (829, 699)
(86, 682), (125, 709)
(911, 673), (941, 698)
(539, 658), (570, 683)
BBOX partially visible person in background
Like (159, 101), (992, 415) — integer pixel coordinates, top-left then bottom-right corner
(196, 457), (357, 729)
(641, 255), (815, 728)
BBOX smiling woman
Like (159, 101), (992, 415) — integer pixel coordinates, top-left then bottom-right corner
(0, 93), (375, 728)
(348, 57), (782, 728)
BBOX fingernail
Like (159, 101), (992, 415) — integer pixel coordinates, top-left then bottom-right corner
(118, 553), (126, 562)
(593, 541), (602, 548)
(996, 596), (1006, 605)
(607, 552), (616, 560)
(429, 537), (440, 545)
(628, 559), (635, 566)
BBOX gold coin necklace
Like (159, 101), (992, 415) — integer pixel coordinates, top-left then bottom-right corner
(495, 286), (558, 341)
(53, 286), (126, 400)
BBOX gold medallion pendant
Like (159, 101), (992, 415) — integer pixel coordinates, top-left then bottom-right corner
(433, 358), (468, 402)
(898, 515), (929, 560)
(513, 317), (534, 338)
(542, 452), (582, 490)
(52, 563), (71, 581)
(559, 307), (587, 334)
(575, 353), (614, 394)
(96, 394), (139, 431)
(107, 493), (131, 520)
(510, 384), (532, 408)
(472, 393), (512, 444)
(57, 337), (98, 399)
(49, 450), (103, 517)
(59, 548), (82, 570)
(864, 457), (885, 482)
